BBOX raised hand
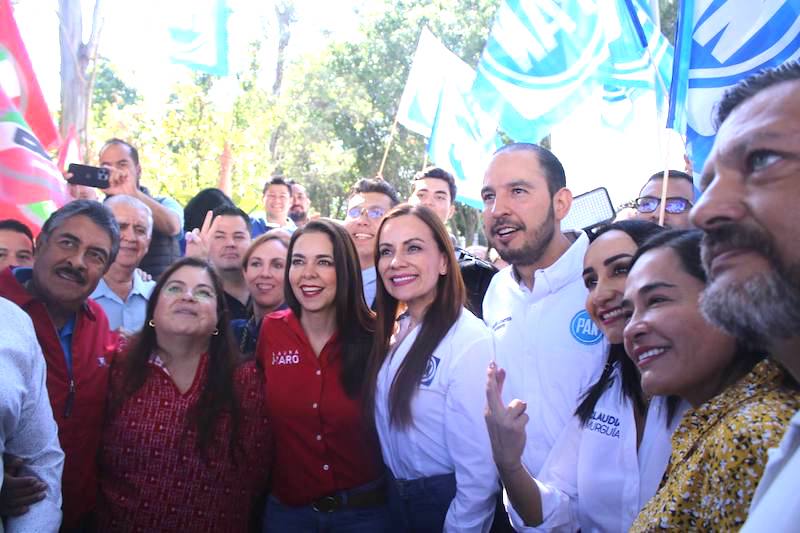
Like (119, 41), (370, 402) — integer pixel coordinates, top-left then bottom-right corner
(104, 165), (137, 197)
(184, 209), (214, 261)
(484, 361), (529, 475)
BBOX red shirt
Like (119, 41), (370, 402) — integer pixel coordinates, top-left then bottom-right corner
(257, 309), (382, 506)
(97, 354), (271, 532)
(0, 267), (115, 529)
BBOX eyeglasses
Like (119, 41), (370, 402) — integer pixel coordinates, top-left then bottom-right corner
(634, 196), (693, 214)
(346, 206), (386, 220)
(162, 282), (217, 302)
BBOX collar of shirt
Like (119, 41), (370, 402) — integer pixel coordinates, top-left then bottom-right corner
(509, 231), (589, 297)
(11, 267), (96, 320)
(361, 266), (377, 286)
(671, 359), (783, 464)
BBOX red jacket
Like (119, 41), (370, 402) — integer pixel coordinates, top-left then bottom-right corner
(0, 268), (115, 529)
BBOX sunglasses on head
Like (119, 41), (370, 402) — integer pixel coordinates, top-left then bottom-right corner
(634, 196), (692, 214)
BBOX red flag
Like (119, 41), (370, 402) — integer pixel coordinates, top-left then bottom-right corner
(0, 85), (70, 236)
(57, 125), (82, 172)
(0, 0), (60, 151)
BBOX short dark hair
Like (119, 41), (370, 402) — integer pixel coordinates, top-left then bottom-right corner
(211, 205), (252, 233)
(631, 229), (706, 283)
(347, 178), (400, 206)
(714, 60), (800, 129)
(100, 138), (140, 168)
(0, 219), (35, 245)
(640, 170), (694, 196)
(413, 167), (457, 204)
(184, 188), (235, 233)
(39, 200), (120, 265)
(262, 176), (293, 196)
(494, 143), (566, 197)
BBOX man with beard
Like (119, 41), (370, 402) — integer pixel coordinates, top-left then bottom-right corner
(480, 143), (607, 529)
(690, 60), (800, 532)
(0, 200), (119, 531)
(288, 181), (312, 228)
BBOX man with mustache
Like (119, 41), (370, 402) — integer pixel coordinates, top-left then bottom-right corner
(0, 200), (120, 531)
(90, 195), (155, 334)
(479, 143), (606, 530)
(690, 60), (800, 532)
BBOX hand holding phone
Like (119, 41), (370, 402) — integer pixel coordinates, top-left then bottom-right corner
(66, 164), (111, 189)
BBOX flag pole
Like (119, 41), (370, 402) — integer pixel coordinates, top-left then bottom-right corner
(377, 115), (399, 179)
(657, 147), (671, 227)
(421, 149), (428, 171)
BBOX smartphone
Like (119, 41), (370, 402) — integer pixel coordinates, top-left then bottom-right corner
(67, 163), (111, 189)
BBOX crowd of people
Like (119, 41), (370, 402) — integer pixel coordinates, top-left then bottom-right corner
(0, 60), (798, 532)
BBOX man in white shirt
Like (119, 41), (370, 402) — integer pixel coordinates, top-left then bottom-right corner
(90, 195), (155, 333)
(480, 143), (606, 527)
(690, 60), (800, 532)
(0, 296), (64, 533)
(343, 178), (399, 308)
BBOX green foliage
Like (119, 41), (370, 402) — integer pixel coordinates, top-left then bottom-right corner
(87, 0), (497, 237)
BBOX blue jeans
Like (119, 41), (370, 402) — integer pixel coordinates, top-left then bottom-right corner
(386, 471), (456, 533)
(263, 495), (391, 533)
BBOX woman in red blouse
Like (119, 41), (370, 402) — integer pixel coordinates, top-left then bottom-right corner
(256, 219), (389, 532)
(97, 257), (271, 533)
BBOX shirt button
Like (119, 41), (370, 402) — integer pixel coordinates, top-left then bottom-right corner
(312, 403), (318, 409)
(323, 464), (329, 471)
(316, 434), (322, 441)
(315, 370), (321, 376)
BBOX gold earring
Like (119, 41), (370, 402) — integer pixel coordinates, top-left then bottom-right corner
(148, 319), (155, 328)
(212, 328), (219, 336)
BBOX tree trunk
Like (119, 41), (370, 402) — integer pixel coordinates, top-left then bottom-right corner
(268, 1), (296, 160)
(58, 0), (102, 158)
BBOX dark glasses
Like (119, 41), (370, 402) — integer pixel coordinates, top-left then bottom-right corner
(634, 196), (692, 214)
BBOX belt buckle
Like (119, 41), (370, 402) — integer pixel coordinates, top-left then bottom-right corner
(312, 495), (339, 513)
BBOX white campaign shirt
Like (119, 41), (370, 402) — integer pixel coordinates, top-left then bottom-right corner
(375, 310), (498, 533)
(740, 409), (800, 532)
(483, 232), (607, 478)
(0, 297), (64, 533)
(510, 363), (686, 532)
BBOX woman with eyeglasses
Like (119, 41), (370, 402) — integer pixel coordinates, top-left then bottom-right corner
(97, 257), (271, 532)
(365, 204), (498, 532)
(231, 230), (291, 358)
(256, 219), (389, 532)
(624, 231), (798, 531)
(632, 170), (695, 230)
(484, 220), (686, 532)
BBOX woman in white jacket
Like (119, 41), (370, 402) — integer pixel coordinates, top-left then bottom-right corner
(485, 220), (684, 532)
(365, 204), (498, 533)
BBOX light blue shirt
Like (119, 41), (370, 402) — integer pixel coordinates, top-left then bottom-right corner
(362, 266), (377, 308)
(90, 272), (156, 333)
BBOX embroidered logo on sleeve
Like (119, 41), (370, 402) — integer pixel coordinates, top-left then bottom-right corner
(271, 350), (301, 365)
(570, 310), (603, 346)
(491, 316), (512, 331)
(420, 356), (441, 386)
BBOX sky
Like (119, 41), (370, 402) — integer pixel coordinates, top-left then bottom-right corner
(14, 0), (365, 110)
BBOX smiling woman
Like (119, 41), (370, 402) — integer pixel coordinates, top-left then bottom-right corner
(97, 257), (271, 533)
(623, 230), (799, 531)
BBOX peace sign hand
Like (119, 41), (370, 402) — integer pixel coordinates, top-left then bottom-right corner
(185, 210), (214, 261)
(485, 361), (529, 475)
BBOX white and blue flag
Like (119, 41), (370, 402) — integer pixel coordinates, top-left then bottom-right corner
(396, 28), (475, 138)
(471, 0), (612, 143)
(427, 78), (503, 209)
(167, 0), (230, 76)
(669, 0), (800, 175)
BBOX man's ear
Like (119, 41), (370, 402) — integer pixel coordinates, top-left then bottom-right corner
(553, 188), (573, 222)
(447, 203), (456, 222)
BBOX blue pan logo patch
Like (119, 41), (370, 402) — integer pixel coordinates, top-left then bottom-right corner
(570, 310), (603, 346)
(420, 356), (441, 386)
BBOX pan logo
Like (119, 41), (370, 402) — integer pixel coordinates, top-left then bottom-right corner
(570, 310), (603, 346)
(420, 356), (441, 387)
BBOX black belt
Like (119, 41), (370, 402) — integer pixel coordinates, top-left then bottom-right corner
(311, 481), (386, 513)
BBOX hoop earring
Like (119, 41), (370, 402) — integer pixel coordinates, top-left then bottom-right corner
(148, 319), (155, 328)
(212, 328), (219, 336)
